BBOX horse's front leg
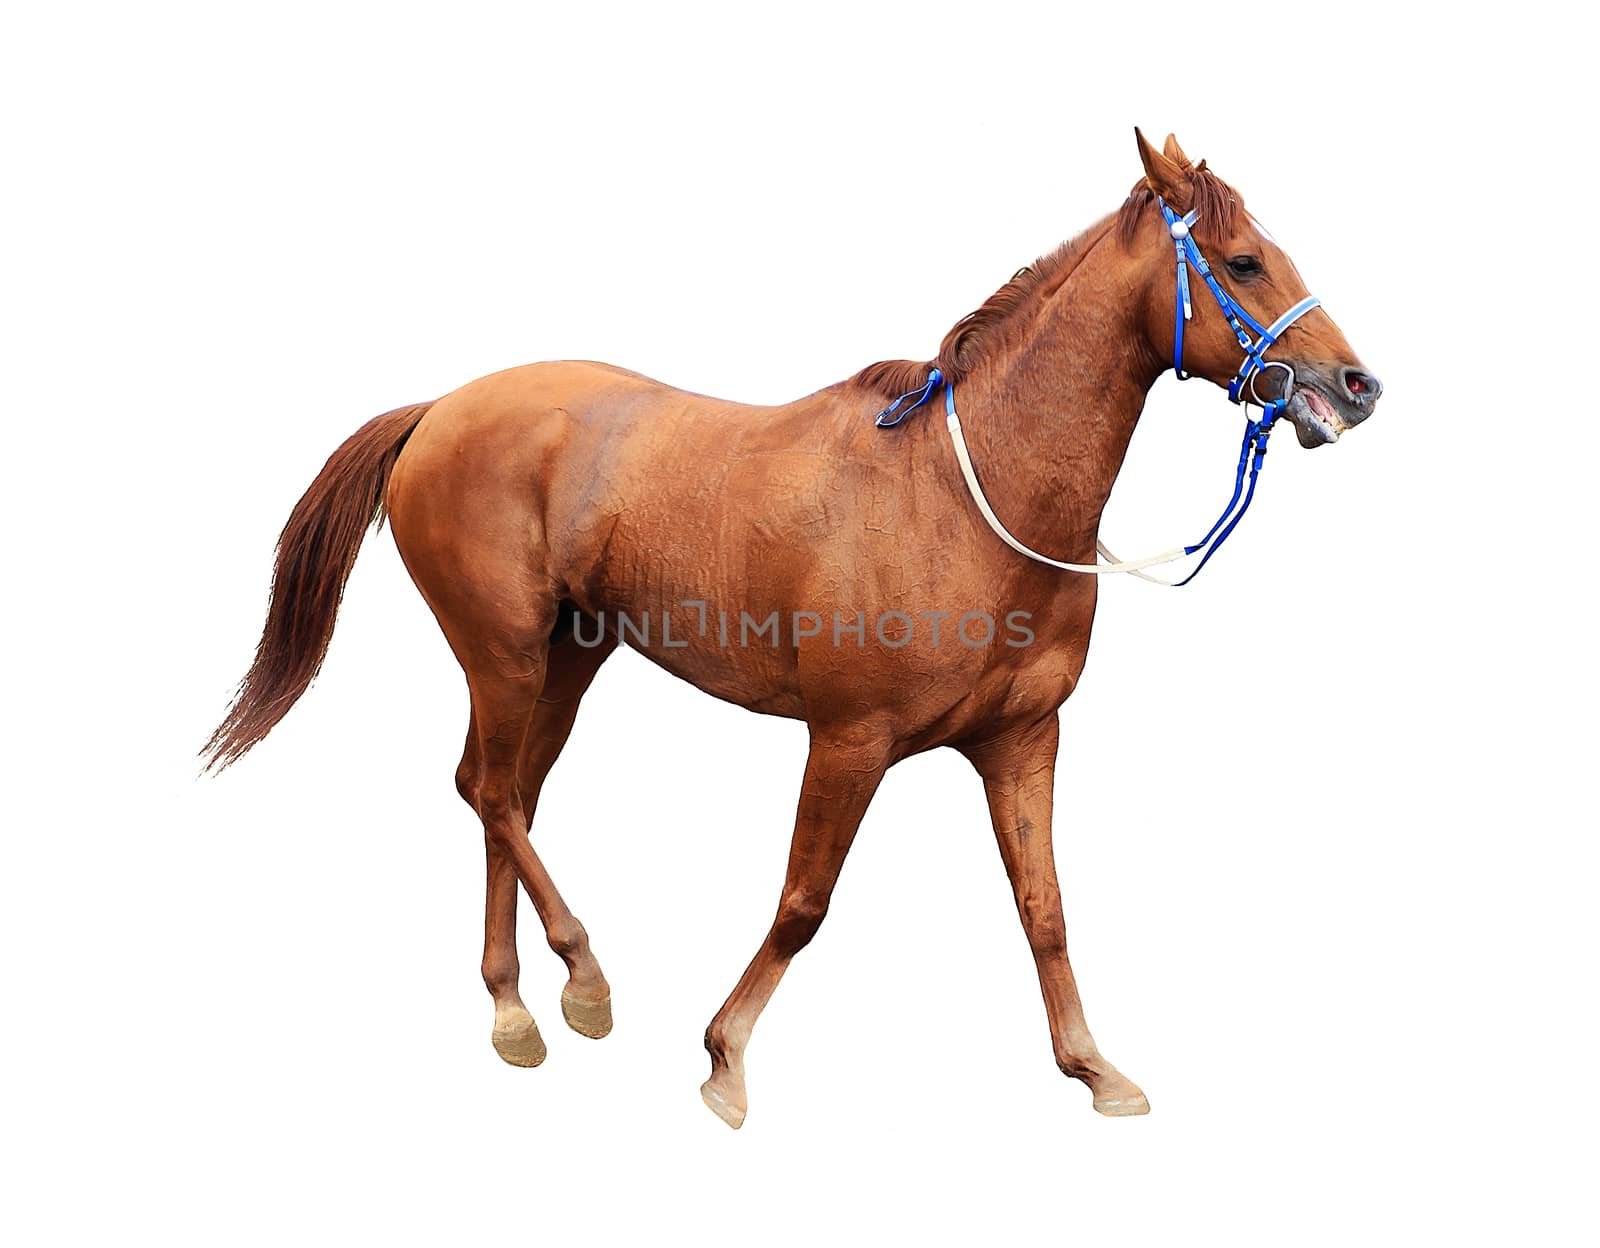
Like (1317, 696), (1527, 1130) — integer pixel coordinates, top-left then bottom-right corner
(966, 716), (1150, 1116)
(700, 727), (890, 1128)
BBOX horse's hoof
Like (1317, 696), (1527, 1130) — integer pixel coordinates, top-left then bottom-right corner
(700, 1079), (747, 1129)
(491, 1011), (547, 1068)
(1093, 1089), (1151, 1116)
(561, 986), (613, 1039)
(1070, 1059), (1149, 1116)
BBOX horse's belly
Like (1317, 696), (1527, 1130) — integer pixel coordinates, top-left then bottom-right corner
(580, 587), (809, 718)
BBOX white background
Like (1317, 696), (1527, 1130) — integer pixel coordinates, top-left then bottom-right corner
(4, 3), (1595, 1243)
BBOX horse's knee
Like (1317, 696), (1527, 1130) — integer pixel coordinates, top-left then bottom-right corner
(770, 889), (830, 958)
(1017, 887), (1067, 959)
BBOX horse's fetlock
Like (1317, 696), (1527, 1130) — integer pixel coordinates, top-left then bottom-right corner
(482, 957), (520, 996)
(546, 920), (588, 961)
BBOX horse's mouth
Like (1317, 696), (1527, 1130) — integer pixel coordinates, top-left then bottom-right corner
(1285, 383), (1351, 448)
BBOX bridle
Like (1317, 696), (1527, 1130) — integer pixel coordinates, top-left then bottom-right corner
(874, 196), (1323, 585)
(1159, 197), (1319, 412)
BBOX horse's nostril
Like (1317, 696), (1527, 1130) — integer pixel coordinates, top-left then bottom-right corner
(1340, 367), (1382, 401)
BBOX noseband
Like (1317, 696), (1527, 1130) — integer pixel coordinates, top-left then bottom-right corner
(873, 198), (1323, 586)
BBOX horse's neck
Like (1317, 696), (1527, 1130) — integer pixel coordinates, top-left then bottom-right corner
(956, 266), (1160, 560)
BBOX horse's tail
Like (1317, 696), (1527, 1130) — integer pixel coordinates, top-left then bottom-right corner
(202, 402), (433, 771)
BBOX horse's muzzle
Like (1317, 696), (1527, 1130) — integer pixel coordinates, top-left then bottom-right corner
(1280, 361), (1383, 448)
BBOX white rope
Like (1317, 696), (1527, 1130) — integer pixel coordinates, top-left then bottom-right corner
(1094, 539), (1181, 586)
(946, 410), (1190, 578)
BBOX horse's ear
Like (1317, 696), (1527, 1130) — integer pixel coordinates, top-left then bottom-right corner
(1134, 126), (1189, 207)
(1162, 133), (1193, 171)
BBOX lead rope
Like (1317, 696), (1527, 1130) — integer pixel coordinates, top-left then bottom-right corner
(943, 379), (1279, 581)
(1095, 405), (1277, 585)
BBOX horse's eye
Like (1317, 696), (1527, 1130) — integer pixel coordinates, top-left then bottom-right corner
(1227, 255), (1262, 277)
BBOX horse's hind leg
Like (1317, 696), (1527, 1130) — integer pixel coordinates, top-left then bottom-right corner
(512, 631), (617, 1040)
(456, 625), (617, 1067)
(481, 825), (544, 1065)
(456, 716), (543, 1065)
(700, 727), (890, 1128)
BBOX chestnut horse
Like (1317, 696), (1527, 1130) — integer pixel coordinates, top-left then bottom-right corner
(206, 130), (1382, 1127)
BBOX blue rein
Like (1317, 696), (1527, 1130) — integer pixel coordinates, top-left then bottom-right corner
(872, 197), (1321, 584)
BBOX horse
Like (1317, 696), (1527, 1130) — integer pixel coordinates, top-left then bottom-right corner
(205, 129), (1382, 1127)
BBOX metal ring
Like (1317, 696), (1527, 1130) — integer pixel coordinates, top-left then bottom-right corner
(1249, 360), (1295, 409)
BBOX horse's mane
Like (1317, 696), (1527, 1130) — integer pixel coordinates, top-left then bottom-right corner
(851, 168), (1245, 400)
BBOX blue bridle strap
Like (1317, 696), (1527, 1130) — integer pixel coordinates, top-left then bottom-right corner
(1157, 197), (1320, 401)
(873, 367), (944, 427)
(1147, 195), (1324, 578)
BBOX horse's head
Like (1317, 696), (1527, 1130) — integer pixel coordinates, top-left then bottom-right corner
(1128, 128), (1382, 448)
